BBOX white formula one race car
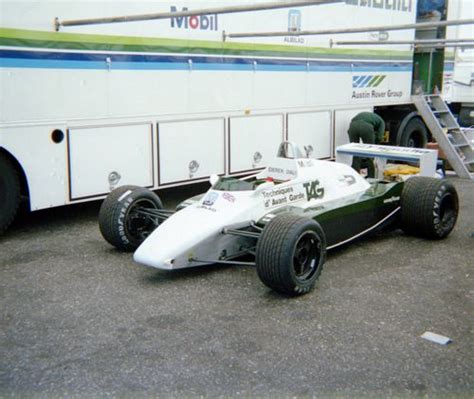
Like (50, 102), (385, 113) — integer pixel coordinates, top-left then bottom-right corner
(99, 142), (459, 296)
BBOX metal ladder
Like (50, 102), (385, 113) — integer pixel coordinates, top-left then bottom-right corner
(412, 94), (474, 180)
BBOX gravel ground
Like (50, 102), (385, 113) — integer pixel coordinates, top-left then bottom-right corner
(1, 177), (473, 397)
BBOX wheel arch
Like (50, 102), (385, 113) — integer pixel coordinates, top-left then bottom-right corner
(0, 147), (30, 206)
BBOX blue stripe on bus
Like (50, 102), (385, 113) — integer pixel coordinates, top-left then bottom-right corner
(0, 49), (413, 72)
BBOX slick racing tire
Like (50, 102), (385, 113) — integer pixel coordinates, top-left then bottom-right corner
(400, 177), (458, 239)
(0, 153), (21, 235)
(256, 214), (326, 296)
(99, 185), (163, 251)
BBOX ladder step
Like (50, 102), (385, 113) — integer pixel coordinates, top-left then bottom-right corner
(414, 94), (473, 180)
(453, 143), (471, 148)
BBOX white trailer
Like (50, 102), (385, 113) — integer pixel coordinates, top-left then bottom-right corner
(0, 0), (470, 233)
(442, 0), (474, 126)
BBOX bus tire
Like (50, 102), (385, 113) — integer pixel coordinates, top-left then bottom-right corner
(99, 185), (162, 251)
(459, 106), (474, 127)
(400, 177), (458, 239)
(0, 153), (21, 235)
(398, 117), (428, 148)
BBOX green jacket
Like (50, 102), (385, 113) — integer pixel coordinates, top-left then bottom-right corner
(351, 112), (385, 143)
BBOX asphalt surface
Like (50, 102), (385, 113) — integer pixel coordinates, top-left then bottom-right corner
(1, 178), (473, 397)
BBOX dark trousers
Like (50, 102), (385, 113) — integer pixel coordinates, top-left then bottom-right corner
(348, 120), (376, 178)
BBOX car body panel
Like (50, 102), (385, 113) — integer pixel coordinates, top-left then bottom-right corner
(259, 181), (403, 248)
(133, 142), (404, 271)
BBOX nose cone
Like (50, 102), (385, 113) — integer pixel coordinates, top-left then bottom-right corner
(133, 205), (229, 269)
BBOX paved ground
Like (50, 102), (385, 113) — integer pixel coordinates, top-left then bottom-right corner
(1, 177), (473, 397)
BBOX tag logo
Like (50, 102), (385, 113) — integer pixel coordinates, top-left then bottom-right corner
(303, 180), (325, 200)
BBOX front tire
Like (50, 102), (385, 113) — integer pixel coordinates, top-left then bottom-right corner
(256, 214), (326, 296)
(99, 185), (162, 251)
(401, 177), (458, 239)
(0, 153), (21, 235)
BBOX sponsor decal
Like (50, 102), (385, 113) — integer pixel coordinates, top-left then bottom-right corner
(353, 75), (386, 89)
(353, 143), (429, 156)
(369, 31), (390, 41)
(203, 192), (219, 206)
(303, 180), (325, 201)
(262, 186), (305, 208)
(338, 175), (356, 186)
(117, 190), (132, 203)
(345, 0), (412, 12)
(197, 205), (217, 212)
(384, 196), (400, 204)
(170, 6), (218, 31)
(262, 187), (294, 199)
(352, 74), (403, 100)
(268, 166), (297, 177)
(284, 9), (305, 44)
(298, 159), (315, 168)
(222, 192), (236, 203)
(261, 213), (277, 224)
(117, 196), (134, 244)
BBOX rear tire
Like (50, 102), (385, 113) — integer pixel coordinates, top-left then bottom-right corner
(99, 185), (162, 251)
(256, 214), (326, 296)
(0, 153), (21, 235)
(401, 177), (458, 239)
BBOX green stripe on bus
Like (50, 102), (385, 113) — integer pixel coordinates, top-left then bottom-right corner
(0, 27), (413, 61)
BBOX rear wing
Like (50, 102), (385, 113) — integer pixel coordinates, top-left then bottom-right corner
(336, 143), (438, 178)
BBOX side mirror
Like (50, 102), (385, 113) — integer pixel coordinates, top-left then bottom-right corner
(209, 174), (219, 186)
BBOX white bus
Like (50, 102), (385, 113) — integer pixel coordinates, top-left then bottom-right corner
(0, 0), (472, 233)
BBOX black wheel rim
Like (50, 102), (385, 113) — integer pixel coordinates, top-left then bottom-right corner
(293, 231), (321, 282)
(407, 137), (416, 147)
(125, 199), (160, 242)
(407, 130), (425, 148)
(438, 192), (456, 231)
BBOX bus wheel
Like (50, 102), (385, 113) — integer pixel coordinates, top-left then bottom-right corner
(398, 117), (428, 148)
(0, 153), (21, 235)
